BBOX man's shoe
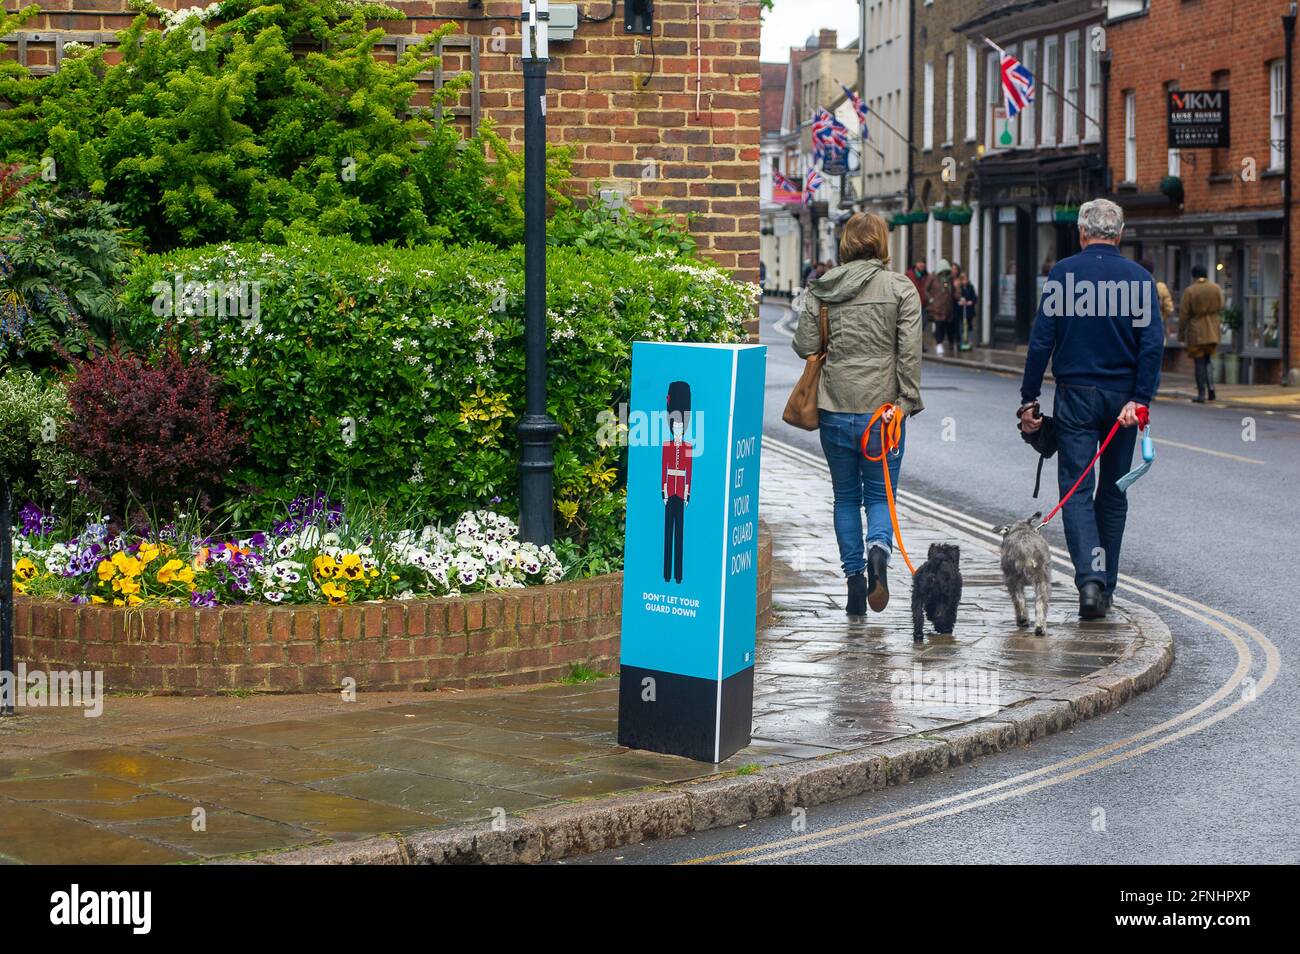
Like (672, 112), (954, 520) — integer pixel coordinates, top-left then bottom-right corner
(1078, 582), (1106, 620)
(1208, 387), (1217, 401)
(1192, 395), (1205, 404)
(846, 573), (867, 616)
(867, 547), (890, 612)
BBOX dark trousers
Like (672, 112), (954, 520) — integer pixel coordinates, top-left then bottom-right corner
(663, 495), (685, 583)
(1194, 355), (1213, 397)
(1054, 385), (1138, 595)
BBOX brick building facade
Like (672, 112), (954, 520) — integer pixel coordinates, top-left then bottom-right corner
(908, 0), (988, 279)
(1104, 0), (1297, 384)
(1, 1), (763, 292)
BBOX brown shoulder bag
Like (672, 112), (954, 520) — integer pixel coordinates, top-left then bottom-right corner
(781, 302), (829, 431)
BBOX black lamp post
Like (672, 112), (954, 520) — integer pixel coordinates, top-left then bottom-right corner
(1, 478), (13, 716)
(517, 0), (561, 546)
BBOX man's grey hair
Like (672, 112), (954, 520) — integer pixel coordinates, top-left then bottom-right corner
(1078, 198), (1124, 241)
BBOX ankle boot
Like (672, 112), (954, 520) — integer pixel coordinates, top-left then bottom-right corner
(867, 547), (890, 612)
(846, 573), (867, 616)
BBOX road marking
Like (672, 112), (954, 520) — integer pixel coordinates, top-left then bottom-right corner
(1151, 437), (1264, 465)
(675, 438), (1279, 865)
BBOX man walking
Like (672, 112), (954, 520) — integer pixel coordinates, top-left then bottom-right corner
(1179, 264), (1223, 403)
(1019, 199), (1164, 618)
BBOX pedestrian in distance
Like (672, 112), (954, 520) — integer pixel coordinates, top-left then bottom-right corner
(905, 258), (929, 335)
(923, 259), (954, 356)
(952, 266), (978, 352)
(1018, 198), (1164, 620)
(1179, 264), (1224, 403)
(794, 211), (924, 616)
(1140, 257), (1175, 341)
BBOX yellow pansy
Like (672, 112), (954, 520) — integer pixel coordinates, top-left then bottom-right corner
(114, 578), (141, 596)
(313, 554), (339, 580)
(321, 581), (348, 605)
(15, 558), (37, 581)
(137, 542), (161, 565)
(111, 551), (143, 578)
(13, 580), (27, 595)
(97, 559), (117, 582)
(91, 595), (106, 604)
(338, 553), (364, 580)
(157, 559), (185, 584)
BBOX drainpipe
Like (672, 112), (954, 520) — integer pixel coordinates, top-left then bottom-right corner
(1100, 49), (1112, 195)
(1283, 4), (1296, 383)
(905, 5), (917, 268)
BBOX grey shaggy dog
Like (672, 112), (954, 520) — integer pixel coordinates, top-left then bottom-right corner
(910, 543), (962, 641)
(996, 513), (1052, 636)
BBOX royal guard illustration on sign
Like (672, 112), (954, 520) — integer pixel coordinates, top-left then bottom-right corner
(661, 380), (692, 583)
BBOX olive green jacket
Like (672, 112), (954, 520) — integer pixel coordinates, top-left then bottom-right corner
(792, 258), (925, 418)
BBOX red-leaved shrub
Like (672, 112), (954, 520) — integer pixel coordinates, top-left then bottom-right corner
(65, 346), (246, 519)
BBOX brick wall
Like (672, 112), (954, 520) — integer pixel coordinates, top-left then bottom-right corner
(12, 530), (773, 693)
(1, 1), (762, 311)
(1106, 0), (1298, 374)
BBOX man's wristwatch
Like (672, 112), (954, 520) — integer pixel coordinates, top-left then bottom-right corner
(1017, 401), (1040, 419)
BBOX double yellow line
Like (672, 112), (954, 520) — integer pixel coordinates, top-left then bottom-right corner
(678, 440), (1279, 865)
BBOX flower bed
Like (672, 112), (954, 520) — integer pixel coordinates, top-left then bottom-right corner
(12, 501), (562, 609)
(11, 531), (773, 694)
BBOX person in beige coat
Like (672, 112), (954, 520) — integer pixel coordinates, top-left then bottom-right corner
(1179, 265), (1224, 402)
(793, 211), (924, 616)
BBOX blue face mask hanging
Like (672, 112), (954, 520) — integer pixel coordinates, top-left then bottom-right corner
(1116, 425), (1156, 493)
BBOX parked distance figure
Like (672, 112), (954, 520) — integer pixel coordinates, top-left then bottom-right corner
(794, 212), (924, 617)
(1179, 264), (1223, 403)
(1018, 198), (1164, 620)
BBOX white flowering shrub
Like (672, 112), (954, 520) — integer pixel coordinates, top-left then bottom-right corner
(119, 236), (756, 564)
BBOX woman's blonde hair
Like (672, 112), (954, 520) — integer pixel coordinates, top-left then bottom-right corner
(838, 211), (891, 266)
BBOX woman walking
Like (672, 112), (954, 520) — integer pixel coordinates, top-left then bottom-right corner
(792, 212), (924, 616)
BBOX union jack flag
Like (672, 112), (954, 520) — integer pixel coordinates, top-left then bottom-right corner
(987, 38), (1035, 118)
(840, 83), (870, 139)
(772, 170), (799, 194)
(803, 166), (824, 204)
(811, 107), (848, 160)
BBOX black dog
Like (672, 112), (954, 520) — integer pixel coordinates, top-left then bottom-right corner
(911, 543), (962, 641)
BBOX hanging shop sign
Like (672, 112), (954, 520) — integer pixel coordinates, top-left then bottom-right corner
(1167, 90), (1230, 149)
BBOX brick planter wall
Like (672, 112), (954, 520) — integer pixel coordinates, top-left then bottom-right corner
(11, 530), (772, 694)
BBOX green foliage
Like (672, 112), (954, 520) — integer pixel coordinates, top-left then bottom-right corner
(1, 0), (571, 251)
(1, 172), (136, 370)
(118, 235), (758, 547)
(549, 196), (697, 256)
(0, 369), (80, 502)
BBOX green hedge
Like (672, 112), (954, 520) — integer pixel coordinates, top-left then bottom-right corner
(119, 237), (757, 548)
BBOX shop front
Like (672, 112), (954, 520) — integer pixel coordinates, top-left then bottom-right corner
(1120, 213), (1285, 384)
(977, 153), (1104, 345)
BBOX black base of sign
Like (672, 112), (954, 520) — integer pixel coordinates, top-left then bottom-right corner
(617, 664), (753, 763)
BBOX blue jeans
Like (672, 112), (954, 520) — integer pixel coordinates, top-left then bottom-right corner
(1053, 385), (1138, 594)
(818, 410), (905, 577)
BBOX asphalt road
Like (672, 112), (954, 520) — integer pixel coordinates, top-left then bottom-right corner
(576, 301), (1298, 865)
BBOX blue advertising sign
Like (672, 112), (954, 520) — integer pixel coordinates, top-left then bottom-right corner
(617, 341), (767, 763)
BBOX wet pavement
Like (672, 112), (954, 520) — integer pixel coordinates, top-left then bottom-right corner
(0, 446), (1151, 864)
